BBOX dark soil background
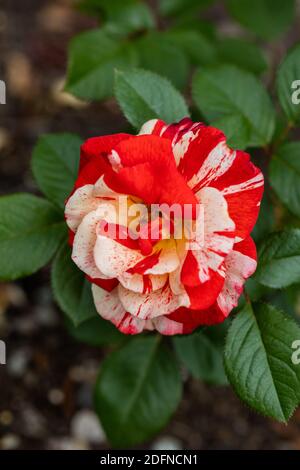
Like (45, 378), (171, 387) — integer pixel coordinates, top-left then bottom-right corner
(0, 0), (300, 450)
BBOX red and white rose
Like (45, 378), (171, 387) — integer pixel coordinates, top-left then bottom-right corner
(65, 118), (263, 335)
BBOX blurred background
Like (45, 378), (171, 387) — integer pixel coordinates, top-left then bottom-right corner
(1, 0), (300, 450)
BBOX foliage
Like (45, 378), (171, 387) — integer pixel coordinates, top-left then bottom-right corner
(1, 0), (300, 448)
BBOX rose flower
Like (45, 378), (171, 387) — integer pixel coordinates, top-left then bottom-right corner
(65, 118), (263, 335)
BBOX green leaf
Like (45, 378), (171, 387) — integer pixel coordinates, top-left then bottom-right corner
(0, 194), (66, 281)
(226, 0), (295, 40)
(52, 241), (98, 326)
(172, 17), (216, 41)
(270, 142), (300, 218)
(94, 335), (182, 447)
(78, 0), (155, 35)
(245, 278), (271, 302)
(114, 68), (189, 129)
(251, 193), (275, 244)
(266, 286), (300, 322)
(192, 64), (275, 147)
(65, 315), (124, 347)
(165, 30), (217, 66)
(173, 322), (229, 385)
(135, 33), (189, 90)
(211, 114), (250, 150)
(32, 133), (82, 210)
(159, 0), (215, 17)
(277, 43), (300, 124)
(217, 37), (268, 75)
(65, 29), (137, 100)
(255, 229), (300, 288)
(224, 303), (300, 422)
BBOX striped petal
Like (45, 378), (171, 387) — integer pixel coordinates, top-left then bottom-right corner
(140, 120), (263, 239)
(167, 237), (257, 333)
(216, 237), (257, 316)
(79, 134), (131, 171)
(181, 187), (235, 309)
(92, 284), (184, 335)
(118, 272), (167, 294)
(92, 285), (147, 335)
(72, 204), (117, 279)
(65, 185), (100, 232)
(118, 283), (189, 320)
(94, 234), (144, 278)
(127, 240), (180, 276)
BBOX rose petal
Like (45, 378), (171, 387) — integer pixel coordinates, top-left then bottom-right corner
(118, 283), (189, 320)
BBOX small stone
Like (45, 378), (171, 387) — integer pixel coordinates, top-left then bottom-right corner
(71, 410), (106, 445)
(35, 306), (58, 327)
(0, 283), (26, 316)
(14, 315), (36, 335)
(151, 436), (183, 451)
(6, 52), (37, 99)
(0, 11), (7, 33)
(69, 366), (87, 382)
(48, 436), (89, 450)
(0, 434), (21, 450)
(0, 128), (10, 152)
(69, 361), (98, 383)
(77, 383), (93, 408)
(24, 371), (38, 387)
(7, 349), (31, 377)
(6, 284), (27, 307)
(48, 388), (64, 406)
(37, 5), (74, 33)
(35, 286), (53, 306)
(0, 410), (13, 426)
(21, 408), (46, 438)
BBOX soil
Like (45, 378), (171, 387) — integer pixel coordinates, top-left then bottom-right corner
(0, 0), (300, 450)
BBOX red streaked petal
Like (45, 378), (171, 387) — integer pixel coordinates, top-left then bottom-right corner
(118, 283), (189, 320)
(71, 202), (121, 279)
(184, 269), (225, 310)
(86, 275), (119, 292)
(79, 134), (131, 170)
(138, 119), (166, 136)
(118, 272), (167, 294)
(92, 285), (150, 335)
(216, 237), (257, 316)
(75, 156), (110, 190)
(127, 251), (161, 275)
(221, 177), (264, 240)
(65, 184), (100, 232)
(152, 315), (184, 335)
(167, 304), (227, 333)
(94, 234), (144, 278)
(106, 135), (198, 210)
(166, 237), (257, 333)
(127, 240), (180, 276)
(181, 188), (235, 308)
(178, 126), (227, 181)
